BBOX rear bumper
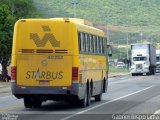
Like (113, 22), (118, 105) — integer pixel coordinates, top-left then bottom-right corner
(131, 69), (149, 74)
(11, 82), (80, 99)
(156, 69), (160, 73)
(156, 67), (160, 73)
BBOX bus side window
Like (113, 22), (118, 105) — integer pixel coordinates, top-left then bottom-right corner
(99, 37), (102, 54)
(87, 34), (90, 53)
(80, 32), (84, 52)
(95, 36), (97, 53)
(93, 35), (96, 53)
(85, 33), (89, 53)
(97, 36), (100, 54)
(78, 32), (81, 52)
(79, 33), (105, 54)
(89, 34), (92, 53)
(96, 36), (98, 53)
(83, 33), (86, 52)
(102, 38), (104, 54)
(95, 36), (98, 53)
(103, 37), (107, 54)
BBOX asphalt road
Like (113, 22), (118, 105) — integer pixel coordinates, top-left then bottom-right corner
(1, 74), (160, 120)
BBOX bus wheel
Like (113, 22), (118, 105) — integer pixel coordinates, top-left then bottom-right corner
(95, 93), (102, 102)
(79, 87), (88, 108)
(32, 99), (42, 108)
(102, 78), (107, 93)
(87, 83), (91, 106)
(24, 98), (32, 108)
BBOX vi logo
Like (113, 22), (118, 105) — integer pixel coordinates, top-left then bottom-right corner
(30, 25), (60, 47)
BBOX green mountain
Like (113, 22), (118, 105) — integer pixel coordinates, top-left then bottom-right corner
(33, 0), (160, 26)
(33, 0), (160, 58)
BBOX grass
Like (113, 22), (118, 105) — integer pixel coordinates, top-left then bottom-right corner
(109, 66), (130, 73)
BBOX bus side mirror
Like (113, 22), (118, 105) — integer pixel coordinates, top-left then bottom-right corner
(107, 45), (112, 57)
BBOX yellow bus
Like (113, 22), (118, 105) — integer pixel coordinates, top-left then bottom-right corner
(11, 18), (112, 108)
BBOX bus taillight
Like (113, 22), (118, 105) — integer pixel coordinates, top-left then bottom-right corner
(11, 66), (16, 81)
(72, 67), (78, 80)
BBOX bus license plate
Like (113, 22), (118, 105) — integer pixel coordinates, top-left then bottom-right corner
(39, 80), (49, 85)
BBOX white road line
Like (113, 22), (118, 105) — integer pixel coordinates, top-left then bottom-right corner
(154, 109), (160, 114)
(61, 86), (153, 120)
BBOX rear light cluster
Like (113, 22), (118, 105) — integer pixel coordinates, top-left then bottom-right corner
(72, 67), (78, 80)
(20, 49), (68, 53)
(11, 66), (16, 81)
(55, 50), (68, 53)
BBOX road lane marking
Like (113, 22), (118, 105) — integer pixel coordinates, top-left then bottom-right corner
(154, 109), (160, 114)
(61, 86), (153, 120)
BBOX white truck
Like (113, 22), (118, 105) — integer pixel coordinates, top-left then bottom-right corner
(156, 50), (160, 73)
(130, 43), (156, 76)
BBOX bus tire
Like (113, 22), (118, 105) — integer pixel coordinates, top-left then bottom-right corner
(103, 78), (107, 93)
(95, 80), (103, 101)
(24, 98), (32, 108)
(79, 87), (88, 108)
(87, 82), (91, 106)
(90, 80), (93, 96)
(95, 93), (102, 102)
(32, 99), (42, 108)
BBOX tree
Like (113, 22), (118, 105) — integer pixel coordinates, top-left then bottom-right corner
(11, 0), (40, 18)
(0, 4), (15, 81)
(0, 0), (40, 81)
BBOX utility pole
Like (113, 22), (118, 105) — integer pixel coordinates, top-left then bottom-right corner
(150, 33), (153, 44)
(120, 49), (122, 59)
(124, 25), (129, 60)
(107, 25), (110, 45)
(140, 31), (143, 43)
(72, 0), (79, 18)
(126, 32), (129, 60)
(107, 25), (110, 62)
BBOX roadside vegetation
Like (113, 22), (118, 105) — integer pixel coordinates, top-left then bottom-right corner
(109, 67), (130, 73)
(0, 0), (160, 81)
(33, 0), (160, 58)
(0, 0), (40, 81)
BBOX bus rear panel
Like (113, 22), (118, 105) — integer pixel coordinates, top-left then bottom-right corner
(11, 19), (79, 100)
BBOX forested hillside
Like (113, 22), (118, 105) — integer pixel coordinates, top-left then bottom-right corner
(1, 0), (160, 60)
(33, 0), (160, 26)
(33, 0), (160, 58)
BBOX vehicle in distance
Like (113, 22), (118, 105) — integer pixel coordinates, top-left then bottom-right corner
(11, 18), (112, 108)
(130, 43), (156, 76)
(116, 62), (126, 68)
(156, 49), (160, 73)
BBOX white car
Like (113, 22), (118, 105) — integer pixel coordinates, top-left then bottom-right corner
(117, 62), (126, 68)
(0, 64), (2, 74)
